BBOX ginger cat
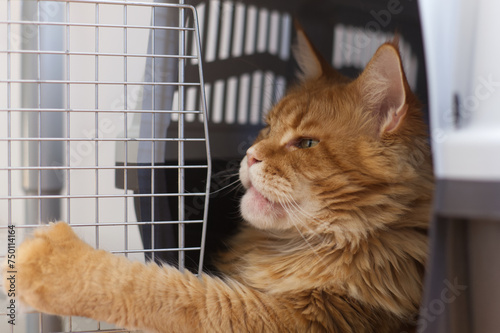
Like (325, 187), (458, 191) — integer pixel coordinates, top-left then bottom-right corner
(3, 28), (433, 332)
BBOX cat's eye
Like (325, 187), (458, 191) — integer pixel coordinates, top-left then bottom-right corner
(297, 138), (319, 149)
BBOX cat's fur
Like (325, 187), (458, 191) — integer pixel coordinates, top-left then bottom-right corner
(3, 29), (433, 332)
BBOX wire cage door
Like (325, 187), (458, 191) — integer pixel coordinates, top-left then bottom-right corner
(0, 0), (211, 332)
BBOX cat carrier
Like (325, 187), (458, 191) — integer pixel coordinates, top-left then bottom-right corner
(0, 0), (212, 332)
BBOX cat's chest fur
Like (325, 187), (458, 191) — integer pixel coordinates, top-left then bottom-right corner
(218, 227), (349, 294)
(217, 222), (426, 322)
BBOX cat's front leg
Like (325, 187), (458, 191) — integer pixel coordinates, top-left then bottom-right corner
(2, 222), (303, 332)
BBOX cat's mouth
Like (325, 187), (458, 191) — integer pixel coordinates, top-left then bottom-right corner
(248, 185), (276, 205)
(243, 185), (286, 218)
(240, 162), (290, 229)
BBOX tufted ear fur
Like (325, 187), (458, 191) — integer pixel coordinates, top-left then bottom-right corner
(357, 42), (409, 134)
(293, 25), (324, 81)
(293, 24), (347, 83)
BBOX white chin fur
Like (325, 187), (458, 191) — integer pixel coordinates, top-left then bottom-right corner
(240, 189), (290, 230)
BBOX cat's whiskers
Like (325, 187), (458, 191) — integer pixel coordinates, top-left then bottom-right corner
(213, 169), (240, 182)
(282, 193), (323, 227)
(278, 197), (314, 243)
(279, 195), (324, 242)
(278, 196), (336, 271)
(209, 178), (243, 197)
(282, 195), (348, 279)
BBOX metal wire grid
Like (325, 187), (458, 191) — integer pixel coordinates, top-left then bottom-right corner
(0, 0), (211, 332)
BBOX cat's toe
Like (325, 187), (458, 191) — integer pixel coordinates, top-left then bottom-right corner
(34, 221), (79, 243)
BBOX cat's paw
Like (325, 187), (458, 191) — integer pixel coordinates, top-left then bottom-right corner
(2, 222), (93, 315)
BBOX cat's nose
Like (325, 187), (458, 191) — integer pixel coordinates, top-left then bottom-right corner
(246, 148), (262, 167)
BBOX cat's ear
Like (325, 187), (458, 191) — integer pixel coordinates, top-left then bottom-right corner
(293, 23), (345, 82)
(357, 42), (409, 134)
(293, 25), (324, 81)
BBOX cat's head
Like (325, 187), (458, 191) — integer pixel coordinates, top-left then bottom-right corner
(239, 28), (433, 236)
